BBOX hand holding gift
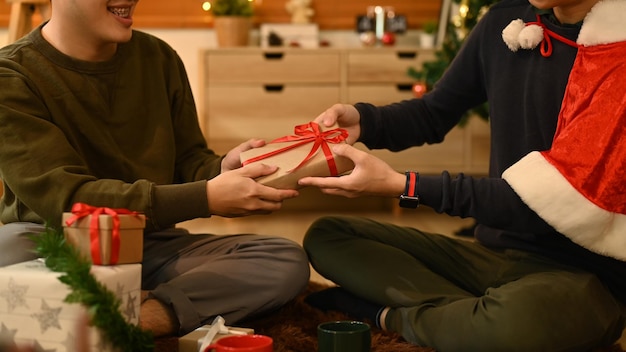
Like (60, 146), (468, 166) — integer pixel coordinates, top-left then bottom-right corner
(220, 138), (268, 173)
(298, 143), (406, 199)
(312, 103), (362, 145)
(206, 162), (299, 217)
(240, 122), (355, 190)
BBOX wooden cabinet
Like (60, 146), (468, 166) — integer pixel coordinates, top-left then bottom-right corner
(199, 47), (490, 176)
(199, 48), (343, 154)
(345, 49), (432, 105)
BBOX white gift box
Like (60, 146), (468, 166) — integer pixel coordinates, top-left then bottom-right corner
(0, 259), (141, 351)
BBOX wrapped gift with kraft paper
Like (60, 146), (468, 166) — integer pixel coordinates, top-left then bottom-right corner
(240, 122), (355, 189)
(179, 322), (255, 352)
(63, 203), (145, 265)
(0, 259), (141, 352)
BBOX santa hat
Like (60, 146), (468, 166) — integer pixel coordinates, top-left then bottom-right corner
(501, 0), (626, 261)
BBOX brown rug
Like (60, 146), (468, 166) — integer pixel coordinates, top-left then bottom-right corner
(155, 281), (624, 352)
(241, 281), (428, 352)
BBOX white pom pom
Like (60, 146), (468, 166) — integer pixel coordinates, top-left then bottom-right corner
(502, 19), (525, 51)
(518, 24), (544, 49)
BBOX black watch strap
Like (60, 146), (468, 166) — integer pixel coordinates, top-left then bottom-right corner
(399, 171), (420, 208)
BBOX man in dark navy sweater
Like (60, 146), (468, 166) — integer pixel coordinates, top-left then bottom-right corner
(299, 0), (626, 350)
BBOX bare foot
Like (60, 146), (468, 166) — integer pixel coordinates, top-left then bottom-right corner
(139, 297), (179, 337)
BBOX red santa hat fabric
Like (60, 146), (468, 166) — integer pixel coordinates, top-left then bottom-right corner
(502, 0), (626, 261)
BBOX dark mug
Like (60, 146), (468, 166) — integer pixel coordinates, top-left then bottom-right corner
(317, 320), (371, 352)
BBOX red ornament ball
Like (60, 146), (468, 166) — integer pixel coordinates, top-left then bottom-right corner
(381, 32), (396, 46)
(412, 82), (428, 98)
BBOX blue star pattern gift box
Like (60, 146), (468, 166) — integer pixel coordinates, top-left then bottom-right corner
(0, 259), (141, 351)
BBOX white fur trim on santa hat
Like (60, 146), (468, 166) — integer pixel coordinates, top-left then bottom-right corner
(502, 151), (626, 261)
(578, 0), (626, 46)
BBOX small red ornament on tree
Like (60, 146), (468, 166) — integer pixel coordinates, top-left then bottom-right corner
(412, 81), (428, 98)
(381, 32), (395, 46)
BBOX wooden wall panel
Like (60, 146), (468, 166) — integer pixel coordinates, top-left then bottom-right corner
(0, 0), (441, 30)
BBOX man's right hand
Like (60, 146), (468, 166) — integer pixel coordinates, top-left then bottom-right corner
(206, 163), (299, 217)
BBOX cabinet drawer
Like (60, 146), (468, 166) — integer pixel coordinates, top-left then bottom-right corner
(206, 85), (340, 152)
(347, 49), (436, 83)
(205, 50), (341, 84)
(347, 84), (415, 105)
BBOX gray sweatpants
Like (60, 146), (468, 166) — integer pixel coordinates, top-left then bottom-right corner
(0, 222), (310, 335)
(304, 216), (626, 352)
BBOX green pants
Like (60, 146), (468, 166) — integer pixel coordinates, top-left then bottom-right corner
(303, 216), (625, 352)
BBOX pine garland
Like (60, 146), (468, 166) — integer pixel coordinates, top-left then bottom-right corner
(32, 226), (154, 352)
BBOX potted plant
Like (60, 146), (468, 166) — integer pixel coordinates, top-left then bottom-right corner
(212, 0), (254, 47)
(420, 20), (437, 49)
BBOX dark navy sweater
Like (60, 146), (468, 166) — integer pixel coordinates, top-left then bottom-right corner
(355, 0), (626, 302)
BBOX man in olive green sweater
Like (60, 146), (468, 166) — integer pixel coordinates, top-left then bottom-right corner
(0, 0), (310, 337)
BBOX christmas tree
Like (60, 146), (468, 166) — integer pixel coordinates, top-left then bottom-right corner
(409, 0), (499, 124)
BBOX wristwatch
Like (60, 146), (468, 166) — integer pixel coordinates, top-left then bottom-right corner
(399, 171), (420, 208)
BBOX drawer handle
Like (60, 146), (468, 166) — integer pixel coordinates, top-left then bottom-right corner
(264, 85), (284, 92)
(397, 51), (417, 59)
(264, 53), (284, 60)
(396, 84), (414, 92)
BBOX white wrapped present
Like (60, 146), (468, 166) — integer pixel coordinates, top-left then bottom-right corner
(0, 259), (141, 351)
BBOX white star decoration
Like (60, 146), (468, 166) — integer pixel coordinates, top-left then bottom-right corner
(124, 292), (137, 322)
(116, 282), (124, 298)
(31, 299), (62, 334)
(0, 277), (29, 312)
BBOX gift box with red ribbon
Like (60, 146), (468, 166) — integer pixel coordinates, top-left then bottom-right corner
(62, 203), (145, 265)
(240, 122), (355, 189)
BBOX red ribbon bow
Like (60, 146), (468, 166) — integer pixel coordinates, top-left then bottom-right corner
(64, 203), (140, 265)
(242, 122), (349, 175)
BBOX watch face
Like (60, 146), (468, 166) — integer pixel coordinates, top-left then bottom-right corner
(399, 195), (419, 208)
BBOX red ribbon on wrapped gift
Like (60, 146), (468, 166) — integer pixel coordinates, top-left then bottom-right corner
(242, 122), (349, 175)
(64, 203), (141, 265)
